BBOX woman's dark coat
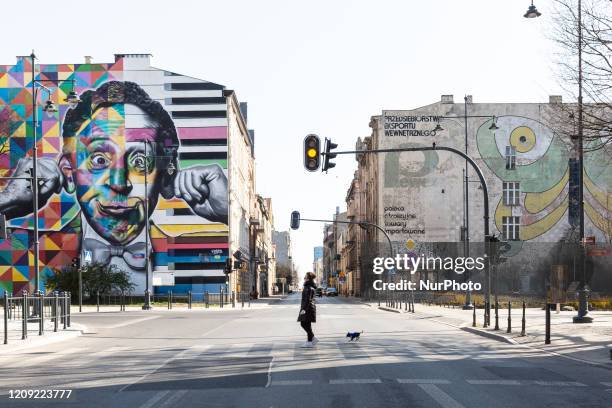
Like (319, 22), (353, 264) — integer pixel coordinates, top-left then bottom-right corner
(298, 280), (317, 323)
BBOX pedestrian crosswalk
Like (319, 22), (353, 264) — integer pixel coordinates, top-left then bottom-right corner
(2, 339), (611, 395)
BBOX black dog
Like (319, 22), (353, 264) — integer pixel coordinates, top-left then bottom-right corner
(346, 331), (363, 341)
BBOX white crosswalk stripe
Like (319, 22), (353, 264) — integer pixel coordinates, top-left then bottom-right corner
(467, 379), (521, 385)
(398, 379), (451, 384)
(534, 381), (587, 387)
(271, 380), (313, 386)
(330, 378), (381, 384)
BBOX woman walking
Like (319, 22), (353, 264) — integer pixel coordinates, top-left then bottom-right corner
(298, 272), (318, 348)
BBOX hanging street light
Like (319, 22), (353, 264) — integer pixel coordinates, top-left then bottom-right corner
(524, 1), (542, 18)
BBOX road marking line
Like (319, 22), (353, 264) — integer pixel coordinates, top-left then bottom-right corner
(330, 378), (381, 384)
(398, 379), (451, 384)
(119, 345), (210, 392)
(271, 380), (313, 386)
(104, 315), (160, 329)
(4, 347), (88, 369)
(418, 384), (466, 408)
(466, 380), (521, 385)
(534, 381), (587, 387)
(601, 382), (612, 387)
(138, 390), (170, 408)
(158, 390), (187, 408)
(265, 356), (274, 388)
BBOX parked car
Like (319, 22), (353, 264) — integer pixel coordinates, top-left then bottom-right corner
(315, 287), (323, 297)
(326, 287), (338, 296)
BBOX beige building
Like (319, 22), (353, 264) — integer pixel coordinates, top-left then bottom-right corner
(345, 95), (612, 296)
(253, 196), (276, 297)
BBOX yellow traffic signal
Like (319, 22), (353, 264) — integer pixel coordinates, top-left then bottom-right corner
(304, 134), (321, 171)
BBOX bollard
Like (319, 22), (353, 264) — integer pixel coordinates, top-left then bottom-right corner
(545, 303), (551, 344)
(483, 302), (488, 328)
(22, 291), (27, 340)
(506, 301), (511, 333)
(188, 291), (192, 310)
(38, 291), (43, 336)
(494, 301), (499, 330)
(232, 292), (235, 308)
(62, 292), (67, 330)
(53, 292), (59, 332)
(205, 291), (209, 309)
(67, 292), (71, 327)
(241, 293), (245, 308)
(3, 290), (8, 344)
(96, 291), (100, 312)
(220, 288), (224, 309)
(521, 301), (526, 336)
(473, 301), (477, 327)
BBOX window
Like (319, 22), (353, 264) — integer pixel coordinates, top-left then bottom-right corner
(502, 216), (520, 240)
(505, 146), (516, 170)
(171, 110), (227, 119)
(503, 182), (520, 206)
(168, 82), (224, 91)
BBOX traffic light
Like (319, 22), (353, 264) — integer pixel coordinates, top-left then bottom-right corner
(233, 260), (243, 270)
(303, 134), (321, 171)
(322, 138), (338, 172)
(71, 257), (79, 269)
(290, 211), (300, 230)
(224, 258), (232, 274)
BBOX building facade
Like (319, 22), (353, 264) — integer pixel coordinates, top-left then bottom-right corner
(346, 95), (611, 296)
(0, 54), (260, 297)
(272, 230), (293, 292)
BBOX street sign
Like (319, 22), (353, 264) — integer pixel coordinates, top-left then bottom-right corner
(83, 250), (93, 265)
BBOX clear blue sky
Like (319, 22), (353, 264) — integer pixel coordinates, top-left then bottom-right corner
(3, 0), (564, 273)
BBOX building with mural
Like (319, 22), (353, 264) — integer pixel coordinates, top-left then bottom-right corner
(0, 53), (260, 297)
(344, 95), (611, 296)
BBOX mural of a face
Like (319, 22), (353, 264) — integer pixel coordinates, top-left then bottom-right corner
(61, 104), (164, 245)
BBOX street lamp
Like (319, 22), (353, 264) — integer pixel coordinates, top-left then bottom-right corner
(524, 0), (591, 323)
(29, 51), (80, 295)
(523, 1), (542, 18)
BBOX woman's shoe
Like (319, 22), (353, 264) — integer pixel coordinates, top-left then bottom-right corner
(300, 341), (314, 348)
(311, 337), (319, 345)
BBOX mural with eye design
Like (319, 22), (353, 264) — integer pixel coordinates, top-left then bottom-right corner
(0, 57), (230, 295)
(477, 115), (612, 254)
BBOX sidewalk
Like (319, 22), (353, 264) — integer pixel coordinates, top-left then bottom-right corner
(67, 294), (289, 313)
(1, 319), (86, 353)
(368, 300), (612, 368)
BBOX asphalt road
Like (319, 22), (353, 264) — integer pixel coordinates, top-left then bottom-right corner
(1, 293), (611, 408)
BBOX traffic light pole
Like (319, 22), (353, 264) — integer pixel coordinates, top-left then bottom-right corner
(325, 144), (491, 310)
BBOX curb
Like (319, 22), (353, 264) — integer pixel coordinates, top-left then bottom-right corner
(378, 306), (402, 314)
(460, 326), (517, 345)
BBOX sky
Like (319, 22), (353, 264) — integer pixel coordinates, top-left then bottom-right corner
(2, 0), (566, 274)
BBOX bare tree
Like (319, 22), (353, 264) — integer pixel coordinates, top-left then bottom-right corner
(0, 106), (17, 180)
(551, 0), (612, 152)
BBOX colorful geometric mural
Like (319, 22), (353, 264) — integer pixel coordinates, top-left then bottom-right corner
(0, 56), (229, 295)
